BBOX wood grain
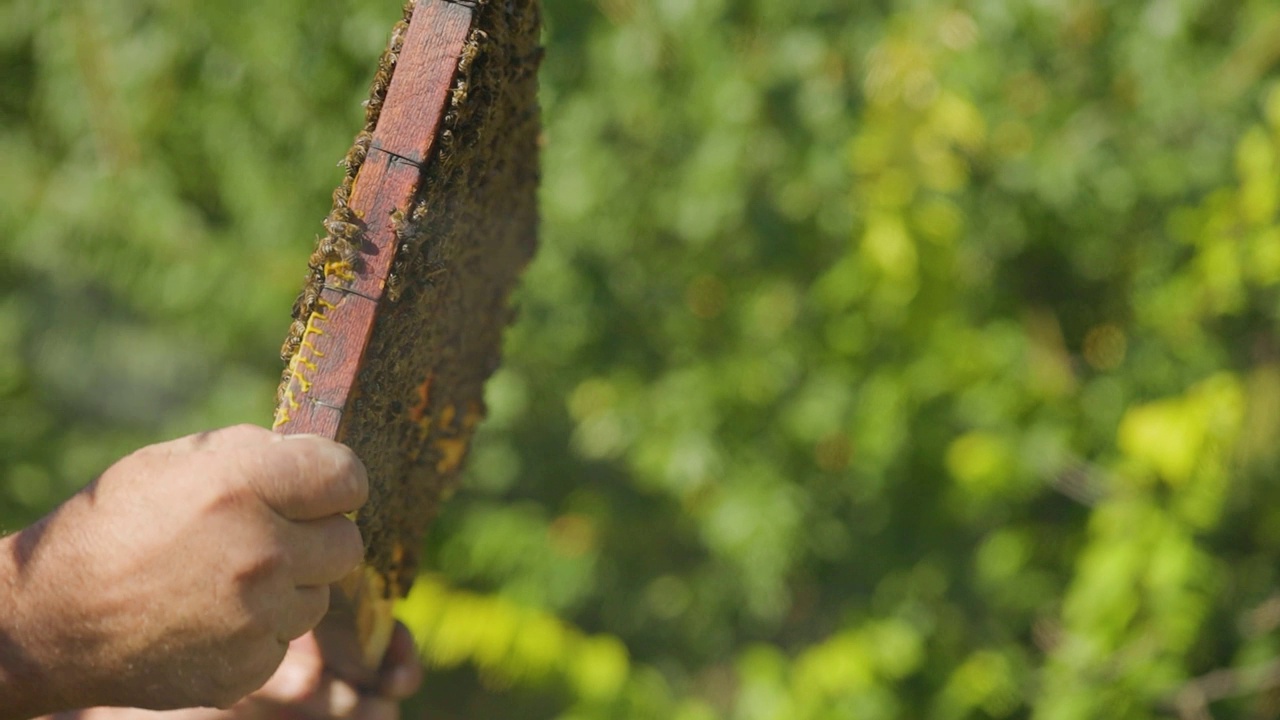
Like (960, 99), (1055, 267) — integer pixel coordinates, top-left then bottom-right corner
(273, 2), (471, 439)
(271, 0), (542, 682)
(271, 0), (475, 676)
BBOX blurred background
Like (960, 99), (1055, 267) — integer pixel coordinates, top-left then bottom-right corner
(6, 0), (1280, 718)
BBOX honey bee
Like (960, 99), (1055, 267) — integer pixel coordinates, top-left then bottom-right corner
(395, 231), (421, 262)
(402, 221), (433, 260)
(332, 184), (350, 210)
(293, 280), (322, 316)
(370, 66), (393, 98)
(307, 245), (330, 272)
(389, 17), (409, 53)
(276, 367), (294, 405)
(377, 46), (394, 63)
(315, 234), (341, 259)
(339, 247), (362, 269)
(340, 131), (373, 172)
(386, 272), (406, 303)
(437, 129), (455, 162)
(290, 290), (308, 320)
(317, 233), (361, 266)
(280, 336), (300, 363)
(457, 36), (482, 75)
(281, 319), (307, 361)
(363, 96), (384, 126)
(329, 204), (360, 226)
(323, 216), (362, 242)
(451, 80), (469, 107)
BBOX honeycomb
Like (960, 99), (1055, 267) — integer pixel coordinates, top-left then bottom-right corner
(273, 0), (541, 607)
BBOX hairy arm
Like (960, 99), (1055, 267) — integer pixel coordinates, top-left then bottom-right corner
(0, 426), (370, 719)
(0, 526), (63, 720)
(36, 626), (422, 720)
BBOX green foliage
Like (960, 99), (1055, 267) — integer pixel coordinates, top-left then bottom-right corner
(8, 0), (1280, 718)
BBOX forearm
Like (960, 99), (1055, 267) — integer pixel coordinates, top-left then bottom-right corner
(0, 529), (64, 720)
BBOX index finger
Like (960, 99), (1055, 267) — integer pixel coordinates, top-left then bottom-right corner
(378, 622), (422, 700)
(252, 434), (370, 520)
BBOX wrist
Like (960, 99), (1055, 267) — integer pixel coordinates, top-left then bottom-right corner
(1, 499), (123, 718)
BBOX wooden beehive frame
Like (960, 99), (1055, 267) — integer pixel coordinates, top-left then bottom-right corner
(272, 0), (541, 674)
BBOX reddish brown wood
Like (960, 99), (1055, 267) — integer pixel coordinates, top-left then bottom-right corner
(269, 0), (478, 680)
(274, 1), (472, 439)
(271, 0), (541, 681)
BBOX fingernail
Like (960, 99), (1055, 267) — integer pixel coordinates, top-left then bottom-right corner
(282, 433), (326, 441)
(329, 681), (360, 716)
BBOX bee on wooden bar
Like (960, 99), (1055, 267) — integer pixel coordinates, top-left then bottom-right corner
(340, 131), (373, 172)
(317, 233), (361, 266)
(280, 335), (300, 363)
(332, 184), (350, 211)
(337, 241), (362, 267)
(437, 129), (455, 162)
(386, 272), (406, 303)
(323, 216), (362, 242)
(377, 47), (398, 78)
(275, 367), (294, 406)
(292, 280), (322, 319)
(364, 96), (384, 126)
(389, 207), (407, 237)
(315, 234), (341, 259)
(281, 319), (307, 361)
(389, 23), (407, 56)
(307, 246), (330, 273)
(457, 31), (486, 75)
(451, 80), (469, 107)
(329, 203), (361, 227)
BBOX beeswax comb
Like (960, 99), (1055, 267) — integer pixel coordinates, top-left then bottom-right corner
(271, 0), (541, 680)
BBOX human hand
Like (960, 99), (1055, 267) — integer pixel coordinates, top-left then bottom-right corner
(232, 623), (422, 720)
(0, 425), (368, 715)
(39, 624), (423, 720)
